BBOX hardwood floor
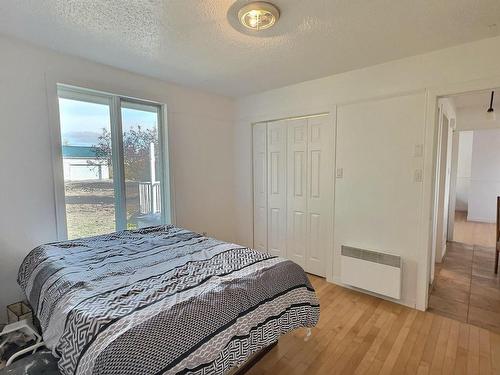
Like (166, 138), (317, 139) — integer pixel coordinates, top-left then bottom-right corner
(247, 275), (500, 375)
(429, 241), (500, 335)
(453, 211), (496, 247)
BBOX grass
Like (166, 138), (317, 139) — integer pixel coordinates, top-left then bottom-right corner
(64, 180), (140, 239)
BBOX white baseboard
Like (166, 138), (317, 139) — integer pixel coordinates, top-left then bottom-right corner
(466, 215), (495, 224)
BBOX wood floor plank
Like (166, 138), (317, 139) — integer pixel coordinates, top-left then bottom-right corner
(364, 307), (412, 374)
(467, 325), (481, 374)
(404, 313), (435, 374)
(377, 309), (418, 375)
(490, 331), (500, 374)
(478, 328), (492, 375)
(454, 324), (470, 375)
(441, 319), (460, 375)
(256, 276), (500, 375)
(429, 317), (452, 374)
(351, 303), (397, 375)
(313, 297), (376, 373)
(415, 313), (444, 372)
(322, 298), (383, 373)
(338, 311), (385, 374)
(389, 311), (426, 374)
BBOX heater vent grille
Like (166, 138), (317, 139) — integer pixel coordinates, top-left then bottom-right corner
(341, 246), (401, 268)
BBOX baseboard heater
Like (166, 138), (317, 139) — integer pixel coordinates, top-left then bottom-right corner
(340, 245), (402, 299)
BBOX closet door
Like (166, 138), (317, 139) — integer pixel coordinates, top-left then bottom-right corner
(306, 116), (333, 276)
(267, 120), (287, 257)
(286, 119), (308, 267)
(253, 123), (268, 252)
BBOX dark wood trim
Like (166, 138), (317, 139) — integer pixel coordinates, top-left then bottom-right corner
(495, 196), (500, 273)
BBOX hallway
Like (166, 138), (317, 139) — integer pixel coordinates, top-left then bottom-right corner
(429, 242), (500, 333)
(452, 211), (496, 247)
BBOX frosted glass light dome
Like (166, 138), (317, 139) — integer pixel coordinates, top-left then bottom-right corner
(238, 2), (280, 31)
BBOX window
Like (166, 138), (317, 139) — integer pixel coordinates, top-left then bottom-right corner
(57, 85), (170, 239)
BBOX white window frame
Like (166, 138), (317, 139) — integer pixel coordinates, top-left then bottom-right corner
(53, 84), (172, 239)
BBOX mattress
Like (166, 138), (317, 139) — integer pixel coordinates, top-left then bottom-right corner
(18, 225), (319, 375)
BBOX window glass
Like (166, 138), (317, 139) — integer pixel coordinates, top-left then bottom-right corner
(57, 87), (168, 239)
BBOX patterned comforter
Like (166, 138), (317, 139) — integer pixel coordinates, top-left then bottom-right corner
(18, 225), (319, 375)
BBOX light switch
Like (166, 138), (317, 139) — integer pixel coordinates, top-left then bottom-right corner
(336, 168), (343, 179)
(414, 169), (423, 182)
(414, 144), (423, 157)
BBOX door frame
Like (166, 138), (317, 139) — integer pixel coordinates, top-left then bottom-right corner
(251, 111), (336, 281)
(47, 82), (172, 240)
(422, 75), (500, 310)
(430, 104), (456, 284)
(446, 124), (459, 243)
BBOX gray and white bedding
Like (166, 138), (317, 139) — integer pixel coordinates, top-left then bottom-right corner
(18, 225), (319, 375)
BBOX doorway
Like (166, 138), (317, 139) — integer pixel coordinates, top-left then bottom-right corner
(429, 88), (500, 333)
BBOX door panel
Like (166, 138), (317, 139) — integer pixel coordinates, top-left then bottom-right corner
(58, 96), (116, 239)
(294, 152), (304, 196)
(120, 101), (162, 230)
(306, 116), (333, 276)
(287, 119), (308, 265)
(268, 121), (287, 257)
(309, 213), (321, 260)
(253, 123), (267, 252)
(310, 150), (321, 198)
(269, 208), (281, 251)
(270, 152), (280, 194)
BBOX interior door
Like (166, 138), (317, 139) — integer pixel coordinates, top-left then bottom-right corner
(267, 120), (287, 257)
(287, 118), (308, 266)
(306, 116), (333, 276)
(436, 114), (452, 261)
(253, 123), (268, 252)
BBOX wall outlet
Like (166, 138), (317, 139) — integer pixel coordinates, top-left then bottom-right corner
(336, 168), (344, 178)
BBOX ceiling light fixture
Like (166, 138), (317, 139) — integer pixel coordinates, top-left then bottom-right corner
(487, 91), (496, 121)
(238, 2), (280, 31)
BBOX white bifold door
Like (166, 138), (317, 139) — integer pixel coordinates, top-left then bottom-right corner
(252, 123), (268, 252)
(252, 115), (333, 277)
(267, 120), (288, 257)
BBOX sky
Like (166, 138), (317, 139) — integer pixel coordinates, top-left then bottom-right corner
(59, 98), (158, 146)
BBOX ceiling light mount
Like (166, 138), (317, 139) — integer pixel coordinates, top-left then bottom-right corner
(238, 2), (280, 31)
(487, 91), (496, 121)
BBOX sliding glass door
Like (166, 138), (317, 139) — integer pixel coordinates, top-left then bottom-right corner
(121, 101), (163, 229)
(57, 85), (170, 239)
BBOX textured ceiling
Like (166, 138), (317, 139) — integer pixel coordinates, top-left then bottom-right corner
(1, 0), (500, 97)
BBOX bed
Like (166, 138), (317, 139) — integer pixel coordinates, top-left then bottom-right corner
(17, 225), (319, 375)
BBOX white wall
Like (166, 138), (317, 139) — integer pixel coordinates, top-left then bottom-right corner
(467, 129), (500, 223)
(0, 35), (235, 323)
(455, 131), (474, 211)
(457, 107), (500, 131)
(234, 35), (500, 310)
(335, 93), (425, 306)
